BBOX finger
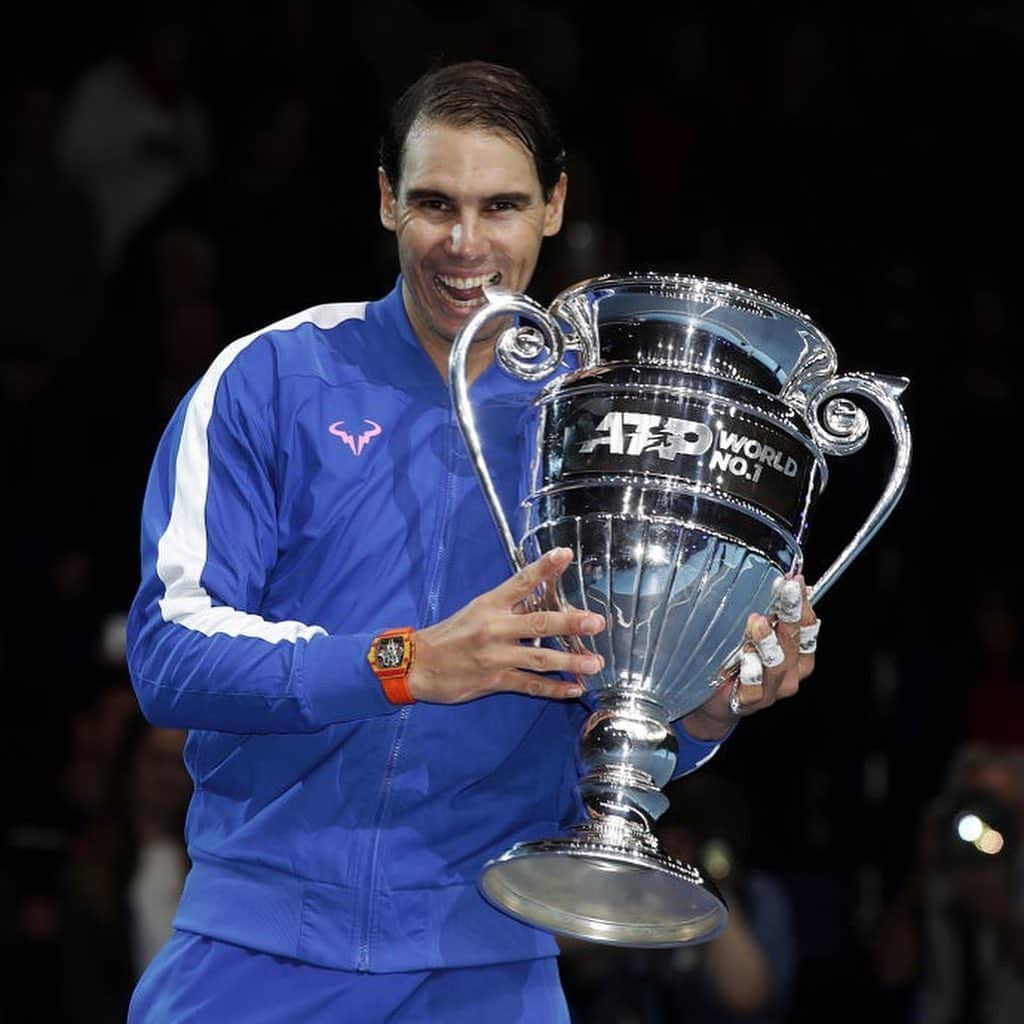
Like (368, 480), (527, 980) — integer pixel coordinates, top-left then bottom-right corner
(732, 614), (769, 712)
(799, 619), (821, 655)
(752, 625), (785, 669)
(728, 680), (746, 716)
(747, 612), (797, 705)
(771, 575), (805, 624)
(796, 581), (819, 681)
(511, 643), (605, 678)
(499, 670), (587, 701)
(495, 548), (574, 609)
(739, 649), (765, 686)
(731, 652), (762, 709)
(729, 663), (767, 715)
(494, 608), (605, 643)
(799, 581), (816, 626)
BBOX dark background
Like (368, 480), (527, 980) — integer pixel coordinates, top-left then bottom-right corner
(2, 1), (1020, 1020)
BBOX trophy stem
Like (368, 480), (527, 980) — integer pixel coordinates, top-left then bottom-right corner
(576, 693), (676, 841)
(478, 691), (729, 947)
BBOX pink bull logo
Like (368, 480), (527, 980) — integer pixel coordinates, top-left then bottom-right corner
(329, 419), (382, 456)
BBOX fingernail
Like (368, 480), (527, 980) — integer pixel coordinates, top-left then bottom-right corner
(568, 685), (583, 697)
(582, 614), (604, 633)
(545, 547), (571, 564)
(747, 614), (772, 640)
(584, 656), (602, 674)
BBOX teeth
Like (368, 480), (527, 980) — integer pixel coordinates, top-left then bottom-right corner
(437, 273), (501, 290)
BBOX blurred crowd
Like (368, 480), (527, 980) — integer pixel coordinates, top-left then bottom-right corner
(2, 2), (1021, 1021)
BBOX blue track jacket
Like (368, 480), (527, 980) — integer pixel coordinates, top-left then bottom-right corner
(126, 279), (725, 973)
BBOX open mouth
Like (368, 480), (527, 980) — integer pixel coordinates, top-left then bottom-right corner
(434, 272), (502, 309)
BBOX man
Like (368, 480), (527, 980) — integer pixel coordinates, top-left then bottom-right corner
(126, 61), (817, 1022)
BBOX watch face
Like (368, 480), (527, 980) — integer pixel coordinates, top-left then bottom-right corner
(376, 636), (406, 670)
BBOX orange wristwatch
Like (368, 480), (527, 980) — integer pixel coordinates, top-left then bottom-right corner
(367, 627), (416, 705)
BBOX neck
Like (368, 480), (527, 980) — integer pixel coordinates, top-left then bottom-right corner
(420, 333), (494, 386)
(398, 282), (501, 386)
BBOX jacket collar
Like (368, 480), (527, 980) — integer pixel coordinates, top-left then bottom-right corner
(371, 276), (548, 404)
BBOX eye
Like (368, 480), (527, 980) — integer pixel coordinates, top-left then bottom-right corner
(418, 198), (452, 213)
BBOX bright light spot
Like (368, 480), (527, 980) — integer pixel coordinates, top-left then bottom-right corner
(977, 828), (1005, 855)
(589, 858), (632, 873)
(957, 814), (984, 842)
(638, 543), (668, 565)
(703, 839), (732, 880)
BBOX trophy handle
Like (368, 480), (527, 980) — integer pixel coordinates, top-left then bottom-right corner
(448, 290), (567, 573)
(805, 373), (912, 605)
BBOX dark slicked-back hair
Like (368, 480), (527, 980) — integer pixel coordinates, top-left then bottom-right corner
(379, 61), (566, 199)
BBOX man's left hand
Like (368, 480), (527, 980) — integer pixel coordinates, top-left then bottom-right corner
(682, 576), (819, 741)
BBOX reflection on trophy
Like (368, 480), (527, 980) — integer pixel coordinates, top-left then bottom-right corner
(449, 274), (912, 948)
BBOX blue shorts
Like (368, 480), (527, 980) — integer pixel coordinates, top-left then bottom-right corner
(128, 930), (570, 1023)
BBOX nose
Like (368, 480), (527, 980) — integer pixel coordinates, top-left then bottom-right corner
(447, 211), (486, 259)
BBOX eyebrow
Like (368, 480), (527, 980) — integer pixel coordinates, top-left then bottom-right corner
(404, 189), (535, 206)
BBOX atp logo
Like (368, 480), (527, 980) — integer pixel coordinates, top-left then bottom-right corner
(329, 419), (382, 456)
(579, 411), (713, 461)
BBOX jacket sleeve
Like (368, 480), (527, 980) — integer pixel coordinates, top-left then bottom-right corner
(126, 334), (398, 735)
(671, 719), (733, 778)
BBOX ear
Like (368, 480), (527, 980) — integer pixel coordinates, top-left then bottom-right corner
(379, 167), (397, 231)
(542, 173), (568, 237)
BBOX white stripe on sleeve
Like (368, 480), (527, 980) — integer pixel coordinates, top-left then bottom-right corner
(156, 303), (367, 643)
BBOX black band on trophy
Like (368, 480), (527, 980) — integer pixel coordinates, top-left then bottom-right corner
(558, 394), (814, 531)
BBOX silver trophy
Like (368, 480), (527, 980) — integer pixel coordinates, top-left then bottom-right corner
(449, 273), (911, 947)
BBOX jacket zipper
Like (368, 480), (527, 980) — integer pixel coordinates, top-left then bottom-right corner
(356, 407), (459, 971)
(356, 702), (409, 971)
(423, 411), (459, 623)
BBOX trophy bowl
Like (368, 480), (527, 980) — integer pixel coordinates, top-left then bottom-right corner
(449, 273), (911, 946)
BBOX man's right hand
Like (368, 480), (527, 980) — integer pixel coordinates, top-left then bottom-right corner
(408, 547), (606, 704)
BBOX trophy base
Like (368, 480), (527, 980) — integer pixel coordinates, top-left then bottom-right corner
(479, 833), (728, 947)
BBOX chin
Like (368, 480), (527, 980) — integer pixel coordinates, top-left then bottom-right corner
(437, 307), (485, 340)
